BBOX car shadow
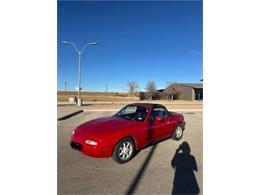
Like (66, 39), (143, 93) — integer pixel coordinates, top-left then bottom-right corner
(171, 141), (200, 195)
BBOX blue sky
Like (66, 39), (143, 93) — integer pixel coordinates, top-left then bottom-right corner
(58, 1), (202, 92)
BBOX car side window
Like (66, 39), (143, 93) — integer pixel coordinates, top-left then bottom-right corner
(149, 108), (169, 121)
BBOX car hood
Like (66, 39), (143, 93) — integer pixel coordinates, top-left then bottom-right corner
(74, 116), (137, 139)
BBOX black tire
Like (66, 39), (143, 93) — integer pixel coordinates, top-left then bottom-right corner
(173, 125), (184, 141)
(112, 137), (135, 164)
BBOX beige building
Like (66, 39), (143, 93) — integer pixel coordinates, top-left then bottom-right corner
(160, 83), (203, 101)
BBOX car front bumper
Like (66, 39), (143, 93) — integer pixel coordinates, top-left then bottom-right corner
(70, 135), (112, 158)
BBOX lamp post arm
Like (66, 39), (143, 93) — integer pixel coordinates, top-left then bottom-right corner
(80, 43), (89, 54)
(69, 42), (80, 53)
(63, 41), (80, 53)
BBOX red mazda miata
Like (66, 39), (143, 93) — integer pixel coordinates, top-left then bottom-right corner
(70, 103), (186, 163)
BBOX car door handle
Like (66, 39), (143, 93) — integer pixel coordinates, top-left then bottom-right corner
(166, 121), (171, 124)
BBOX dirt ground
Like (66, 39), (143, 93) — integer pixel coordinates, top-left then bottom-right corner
(57, 91), (139, 102)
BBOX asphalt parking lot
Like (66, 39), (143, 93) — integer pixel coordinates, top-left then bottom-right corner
(58, 110), (203, 195)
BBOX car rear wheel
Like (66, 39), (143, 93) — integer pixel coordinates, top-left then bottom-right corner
(112, 137), (135, 164)
(173, 125), (183, 140)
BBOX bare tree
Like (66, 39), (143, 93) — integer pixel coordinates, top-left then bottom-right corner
(146, 81), (157, 100)
(127, 81), (139, 96)
(164, 86), (176, 101)
(165, 81), (174, 88)
(164, 82), (178, 101)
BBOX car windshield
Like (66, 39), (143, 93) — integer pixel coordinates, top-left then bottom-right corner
(114, 105), (148, 121)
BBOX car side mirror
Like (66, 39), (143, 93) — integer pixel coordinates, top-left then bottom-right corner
(155, 116), (163, 122)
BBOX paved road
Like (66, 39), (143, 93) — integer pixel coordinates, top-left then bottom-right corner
(58, 111), (203, 195)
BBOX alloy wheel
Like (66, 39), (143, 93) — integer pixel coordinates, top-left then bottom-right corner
(118, 141), (133, 160)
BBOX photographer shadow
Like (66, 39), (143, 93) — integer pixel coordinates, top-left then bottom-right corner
(171, 141), (200, 195)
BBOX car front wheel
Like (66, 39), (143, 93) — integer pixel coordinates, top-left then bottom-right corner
(112, 137), (135, 164)
(173, 125), (184, 140)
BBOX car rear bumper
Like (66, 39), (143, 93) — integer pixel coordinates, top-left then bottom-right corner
(70, 137), (112, 158)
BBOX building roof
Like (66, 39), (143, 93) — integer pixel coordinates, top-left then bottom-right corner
(155, 83), (203, 93)
(163, 86), (177, 94)
(178, 83), (203, 89)
(165, 83), (202, 89)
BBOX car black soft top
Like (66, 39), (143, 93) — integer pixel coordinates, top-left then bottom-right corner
(129, 103), (167, 109)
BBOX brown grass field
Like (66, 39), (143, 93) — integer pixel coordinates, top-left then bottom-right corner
(57, 91), (139, 102)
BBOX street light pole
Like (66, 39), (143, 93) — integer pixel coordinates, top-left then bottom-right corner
(78, 51), (81, 101)
(62, 40), (97, 106)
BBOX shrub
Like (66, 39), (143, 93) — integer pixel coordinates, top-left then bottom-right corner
(139, 92), (146, 100)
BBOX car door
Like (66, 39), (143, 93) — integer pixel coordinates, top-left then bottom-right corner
(162, 114), (176, 137)
(147, 108), (172, 142)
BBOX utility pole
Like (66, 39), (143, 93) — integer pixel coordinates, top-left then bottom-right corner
(65, 81), (67, 92)
(106, 84), (108, 96)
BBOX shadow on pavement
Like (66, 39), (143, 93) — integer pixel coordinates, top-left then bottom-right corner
(171, 141), (200, 195)
(58, 110), (83, 121)
(125, 144), (157, 195)
(125, 110), (165, 194)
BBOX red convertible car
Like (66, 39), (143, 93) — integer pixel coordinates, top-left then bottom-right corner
(70, 103), (185, 163)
